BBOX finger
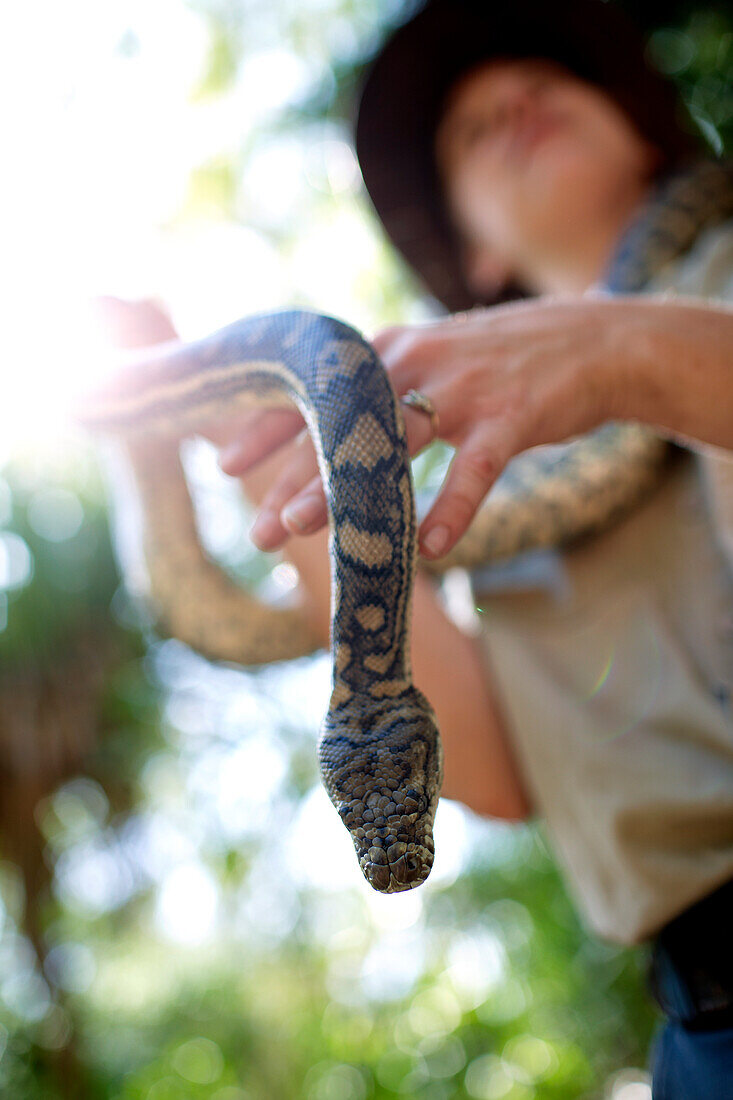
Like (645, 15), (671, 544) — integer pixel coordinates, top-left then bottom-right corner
(204, 407), (261, 449)
(418, 421), (518, 559)
(374, 327), (429, 392)
(217, 408), (304, 475)
(281, 474), (328, 536)
(371, 322), (452, 398)
(249, 434), (321, 550)
(400, 401), (440, 454)
(370, 325), (404, 356)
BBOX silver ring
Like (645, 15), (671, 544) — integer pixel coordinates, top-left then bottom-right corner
(402, 389), (440, 439)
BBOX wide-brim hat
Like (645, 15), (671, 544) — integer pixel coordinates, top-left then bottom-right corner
(354, 0), (701, 311)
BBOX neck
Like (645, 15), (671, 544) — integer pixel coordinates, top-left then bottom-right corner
(523, 176), (656, 295)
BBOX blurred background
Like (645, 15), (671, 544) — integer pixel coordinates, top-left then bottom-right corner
(1, 1), (732, 1097)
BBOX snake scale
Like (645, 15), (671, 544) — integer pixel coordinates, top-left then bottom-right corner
(79, 159), (733, 892)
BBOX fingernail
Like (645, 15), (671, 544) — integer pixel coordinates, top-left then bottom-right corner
(250, 511), (283, 549)
(421, 524), (450, 557)
(282, 495), (322, 532)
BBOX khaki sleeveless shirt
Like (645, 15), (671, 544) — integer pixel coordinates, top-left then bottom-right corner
(471, 219), (733, 945)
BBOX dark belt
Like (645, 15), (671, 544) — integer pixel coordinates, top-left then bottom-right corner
(646, 878), (733, 1031)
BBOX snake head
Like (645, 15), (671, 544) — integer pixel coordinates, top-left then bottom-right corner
(318, 687), (443, 893)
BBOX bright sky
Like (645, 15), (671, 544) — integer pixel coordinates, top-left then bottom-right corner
(1, 0), (377, 455)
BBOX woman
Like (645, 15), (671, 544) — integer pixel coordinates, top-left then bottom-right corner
(226, 2), (733, 1093)
(104, 1), (733, 1094)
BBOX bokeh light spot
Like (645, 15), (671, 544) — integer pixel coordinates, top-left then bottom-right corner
(172, 1036), (224, 1085)
(27, 488), (85, 542)
(155, 862), (219, 944)
(0, 533), (33, 590)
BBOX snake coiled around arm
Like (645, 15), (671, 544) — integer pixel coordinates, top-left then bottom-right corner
(79, 159), (733, 892)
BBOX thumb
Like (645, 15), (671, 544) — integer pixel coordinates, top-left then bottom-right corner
(90, 296), (178, 349)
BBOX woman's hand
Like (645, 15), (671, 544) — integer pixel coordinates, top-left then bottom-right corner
(220, 295), (626, 558)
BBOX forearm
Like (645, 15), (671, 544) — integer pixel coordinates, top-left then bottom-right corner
(602, 295), (733, 450)
(411, 572), (533, 821)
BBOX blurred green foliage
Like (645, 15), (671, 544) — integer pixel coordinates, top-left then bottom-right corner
(645, 8), (733, 153)
(2, 1), (731, 1097)
(0, 461), (119, 669)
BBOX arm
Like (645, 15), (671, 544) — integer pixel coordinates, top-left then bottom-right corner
(602, 294), (733, 451)
(223, 293), (733, 559)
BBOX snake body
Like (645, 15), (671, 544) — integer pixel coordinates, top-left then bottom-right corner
(81, 159), (733, 892)
(81, 310), (442, 891)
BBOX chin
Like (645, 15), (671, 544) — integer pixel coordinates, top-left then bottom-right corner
(518, 140), (646, 241)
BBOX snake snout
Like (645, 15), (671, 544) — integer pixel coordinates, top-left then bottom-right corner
(336, 787), (437, 893)
(350, 780), (438, 893)
(363, 840), (433, 893)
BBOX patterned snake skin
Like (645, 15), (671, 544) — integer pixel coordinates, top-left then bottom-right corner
(80, 159), (733, 892)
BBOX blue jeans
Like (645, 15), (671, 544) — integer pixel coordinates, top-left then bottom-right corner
(646, 878), (733, 1099)
(650, 1020), (733, 1099)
